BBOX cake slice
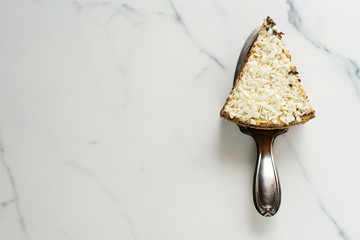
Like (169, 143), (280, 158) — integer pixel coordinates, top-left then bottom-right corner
(220, 17), (315, 129)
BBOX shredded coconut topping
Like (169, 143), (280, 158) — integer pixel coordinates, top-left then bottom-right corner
(223, 18), (313, 126)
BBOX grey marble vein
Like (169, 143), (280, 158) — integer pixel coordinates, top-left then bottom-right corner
(67, 161), (138, 240)
(1, 198), (16, 208)
(89, 140), (101, 147)
(73, 1), (142, 25)
(193, 67), (208, 80)
(212, 0), (227, 16)
(0, 140), (29, 240)
(40, 211), (75, 240)
(70, 1), (133, 108)
(168, 0), (190, 36)
(200, 49), (225, 69)
(285, 137), (349, 240)
(116, 65), (130, 108)
(107, 3), (142, 24)
(166, 0), (225, 70)
(319, 202), (349, 240)
(72, 1), (112, 13)
(287, 0), (360, 97)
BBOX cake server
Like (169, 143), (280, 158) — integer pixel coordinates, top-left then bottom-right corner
(234, 27), (287, 217)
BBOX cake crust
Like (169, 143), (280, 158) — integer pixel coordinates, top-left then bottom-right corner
(220, 108), (315, 129)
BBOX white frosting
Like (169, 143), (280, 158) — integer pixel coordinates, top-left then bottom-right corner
(224, 23), (313, 125)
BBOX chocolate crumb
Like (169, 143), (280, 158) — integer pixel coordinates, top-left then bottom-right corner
(273, 30), (278, 35)
(266, 16), (276, 27)
(289, 71), (299, 75)
(298, 79), (301, 82)
(289, 84), (293, 87)
(266, 27), (269, 31)
(278, 32), (285, 38)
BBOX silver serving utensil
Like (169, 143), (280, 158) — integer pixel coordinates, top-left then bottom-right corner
(234, 27), (288, 217)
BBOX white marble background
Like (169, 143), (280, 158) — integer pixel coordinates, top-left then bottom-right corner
(0, 0), (359, 239)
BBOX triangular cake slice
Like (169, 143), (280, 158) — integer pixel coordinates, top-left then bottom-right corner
(220, 17), (315, 129)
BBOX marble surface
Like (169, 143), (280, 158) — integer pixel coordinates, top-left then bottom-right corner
(0, 0), (359, 239)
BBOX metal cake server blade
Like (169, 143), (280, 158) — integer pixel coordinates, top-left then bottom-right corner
(235, 27), (288, 217)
